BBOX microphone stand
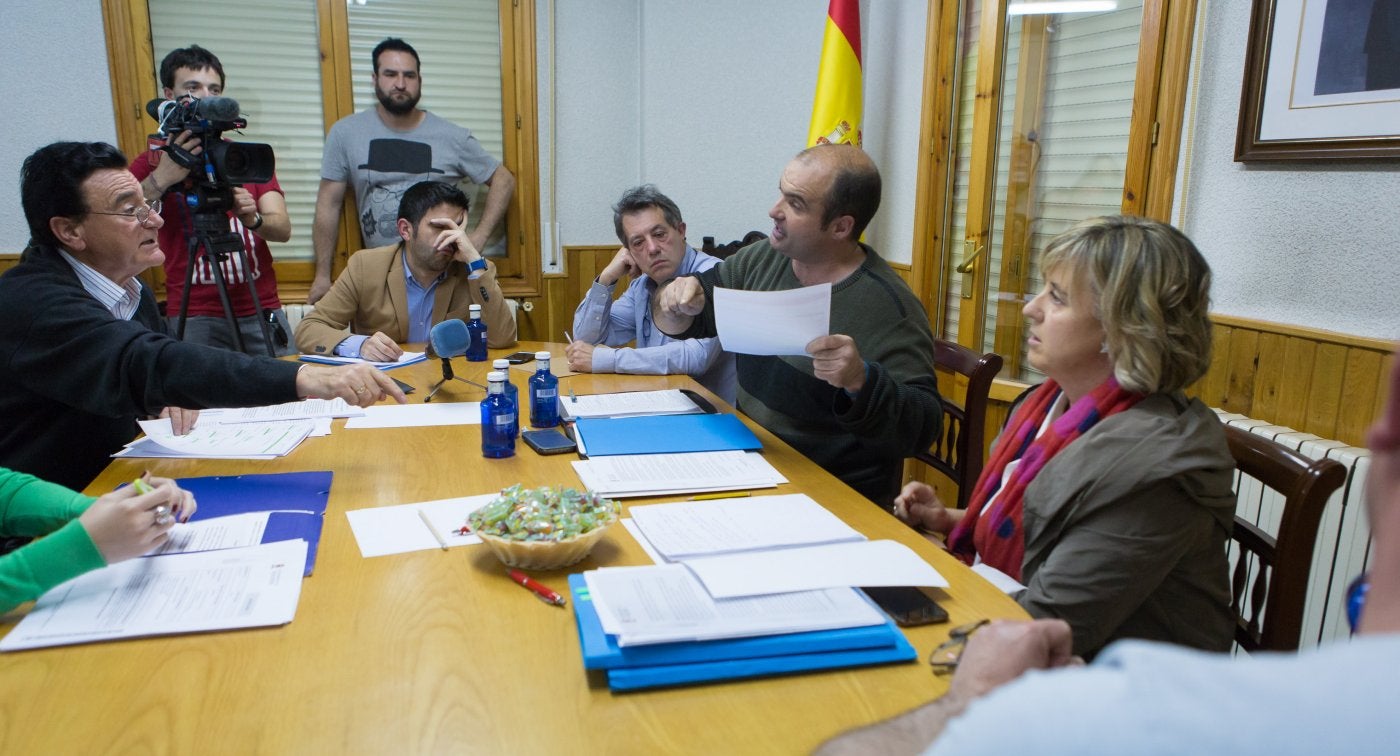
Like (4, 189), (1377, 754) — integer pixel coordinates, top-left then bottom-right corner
(424, 355), (487, 403)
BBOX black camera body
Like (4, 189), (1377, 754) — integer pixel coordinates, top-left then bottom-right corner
(147, 95), (275, 205)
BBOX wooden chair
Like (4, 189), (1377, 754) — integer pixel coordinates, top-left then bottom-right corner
(1225, 425), (1348, 652)
(701, 231), (768, 260)
(912, 340), (1003, 510)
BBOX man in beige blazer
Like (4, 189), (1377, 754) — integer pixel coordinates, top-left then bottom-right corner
(295, 180), (517, 359)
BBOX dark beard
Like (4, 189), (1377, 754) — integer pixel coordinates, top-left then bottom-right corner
(376, 88), (419, 115)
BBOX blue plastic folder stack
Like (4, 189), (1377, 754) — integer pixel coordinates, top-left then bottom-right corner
(569, 575), (915, 691)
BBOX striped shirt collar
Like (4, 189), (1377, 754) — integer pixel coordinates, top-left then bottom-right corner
(58, 248), (143, 320)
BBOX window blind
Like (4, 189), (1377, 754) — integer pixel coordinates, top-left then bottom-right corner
(148, 0), (326, 262)
(346, 0), (506, 246)
(943, 0), (1143, 381)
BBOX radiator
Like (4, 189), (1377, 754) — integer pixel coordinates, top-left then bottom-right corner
(282, 303), (315, 335)
(1214, 410), (1373, 648)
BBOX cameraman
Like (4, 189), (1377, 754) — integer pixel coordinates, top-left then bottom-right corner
(131, 45), (294, 356)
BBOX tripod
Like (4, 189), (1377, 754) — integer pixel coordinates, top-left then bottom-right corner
(425, 357), (487, 403)
(173, 205), (276, 358)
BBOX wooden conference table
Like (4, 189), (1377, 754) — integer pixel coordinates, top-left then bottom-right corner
(0, 343), (1026, 755)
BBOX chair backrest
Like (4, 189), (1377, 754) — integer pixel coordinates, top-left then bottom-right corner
(913, 340), (1003, 510)
(1225, 425), (1348, 652)
(701, 231), (768, 260)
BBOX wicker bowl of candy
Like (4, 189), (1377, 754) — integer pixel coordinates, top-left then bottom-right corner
(467, 485), (620, 570)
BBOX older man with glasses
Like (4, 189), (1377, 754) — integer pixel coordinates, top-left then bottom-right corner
(0, 141), (404, 492)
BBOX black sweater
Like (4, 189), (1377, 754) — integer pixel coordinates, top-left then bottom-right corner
(0, 244), (301, 490)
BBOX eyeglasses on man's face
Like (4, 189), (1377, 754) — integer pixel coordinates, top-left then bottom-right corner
(89, 198), (162, 225)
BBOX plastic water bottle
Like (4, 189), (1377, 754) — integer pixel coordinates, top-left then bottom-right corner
(529, 351), (560, 428)
(492, 358), (520, 437)
(481, 371), (516, 458)
(465, 304), (488, 362)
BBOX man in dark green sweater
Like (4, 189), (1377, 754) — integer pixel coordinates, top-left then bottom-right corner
(655, 145), (941, 508)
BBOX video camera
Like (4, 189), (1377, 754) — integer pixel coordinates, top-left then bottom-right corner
(145, 95), (275, 212)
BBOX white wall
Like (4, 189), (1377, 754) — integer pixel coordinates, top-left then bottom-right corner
(540, 0), (927, 266)
(0, 1), (118, 251)
(1177, 0), (1400, 341)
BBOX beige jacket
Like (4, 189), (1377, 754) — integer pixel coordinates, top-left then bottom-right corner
(294, 243), (517, 355)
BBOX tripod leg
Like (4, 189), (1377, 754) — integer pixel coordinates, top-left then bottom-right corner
(176, 233), (199, 340)
(203, 254), (247, 354)
(232, 237), (276, 357)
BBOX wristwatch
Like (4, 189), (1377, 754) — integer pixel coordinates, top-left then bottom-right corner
(247, 212), (265, 230)
(467, 257), (488, 279)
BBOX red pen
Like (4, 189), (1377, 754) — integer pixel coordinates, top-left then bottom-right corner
(508, 569), (566, 607)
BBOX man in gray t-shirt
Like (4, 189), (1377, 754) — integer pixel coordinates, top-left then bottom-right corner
(310, 37), (516, 304)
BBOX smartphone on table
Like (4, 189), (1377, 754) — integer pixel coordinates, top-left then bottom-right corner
(503, 351), (536, 365)
(860, 586), (949, 626)
(522, 428), (578, 455)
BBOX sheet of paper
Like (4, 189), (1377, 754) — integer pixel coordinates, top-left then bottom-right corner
(558, 389), (700, 420)
(298, 351), (426, 370)
(200, 398), (364, 424)
(712, 284), (831, 356)
(148, 512), (270, 556)
(0, 540), (308, 651)
(345, 494), (497, 557)
(619, 518), (663, 564)
(118, 420), (313, 459)
(583, 563), (884, 646)
(972, 562), (1027, 595)
(681, 539), (948, 599)
(627, 493), (863, 561)
(570, 450), (786, 497)
(343, 402), (482, 429)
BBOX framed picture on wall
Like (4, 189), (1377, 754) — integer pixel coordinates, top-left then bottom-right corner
(1235, 0), (1400, 161)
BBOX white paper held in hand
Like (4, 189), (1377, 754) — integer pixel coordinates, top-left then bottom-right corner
(712, 284), (831, 355)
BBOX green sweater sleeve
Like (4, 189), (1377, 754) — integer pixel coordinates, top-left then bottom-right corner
(0, 469), (105, 613)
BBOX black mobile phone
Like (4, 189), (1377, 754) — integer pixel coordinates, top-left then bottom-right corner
(392, 377), (415, 394)
(504, 351), (536, 365)
(522, 428), (577, 455)
(860, 587), (949, 627)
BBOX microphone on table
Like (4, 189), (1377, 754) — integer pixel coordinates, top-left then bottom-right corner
(425, 319), (486, 402)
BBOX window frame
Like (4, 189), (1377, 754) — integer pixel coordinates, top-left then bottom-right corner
(100, 0), (542, 301)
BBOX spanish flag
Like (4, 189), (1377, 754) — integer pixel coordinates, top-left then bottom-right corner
(806, 0), (863, 147)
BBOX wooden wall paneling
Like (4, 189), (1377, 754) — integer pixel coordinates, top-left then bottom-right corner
(1378, 350), (1396, 423)
(1274, 337), (1317, 430)
(1304, 343), (1348, 438)
(1195, 323), (1232, 407)
(1336, 348), (1383, 445)
(1221, 326), (1259, 414)
(1251, 330), (1289, 421)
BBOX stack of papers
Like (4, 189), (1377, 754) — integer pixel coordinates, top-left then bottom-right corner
(571, 450), (785, 498)
(0, 540), (308, 651)
(559, 389), (702, 420)
(627, 494), (863, 560)
(584, 563), (886, 646)
(298, 351), (427, 370)
(201, 397), (363, 424)
(116, 419), (316, 459)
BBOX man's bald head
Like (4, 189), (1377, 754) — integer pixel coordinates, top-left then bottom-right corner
(793, 144), (881, 240)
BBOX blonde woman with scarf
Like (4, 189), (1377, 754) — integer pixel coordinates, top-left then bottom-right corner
(897, 216), (1234, 658)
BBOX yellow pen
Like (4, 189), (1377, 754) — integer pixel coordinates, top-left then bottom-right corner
(687, 492), (751, 501)
(131, 477), (154, 495)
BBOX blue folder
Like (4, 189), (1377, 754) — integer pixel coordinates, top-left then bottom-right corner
(569, 575), (916, 691)
(573, 414), (762, 456)
(176, 471), (333, 576)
